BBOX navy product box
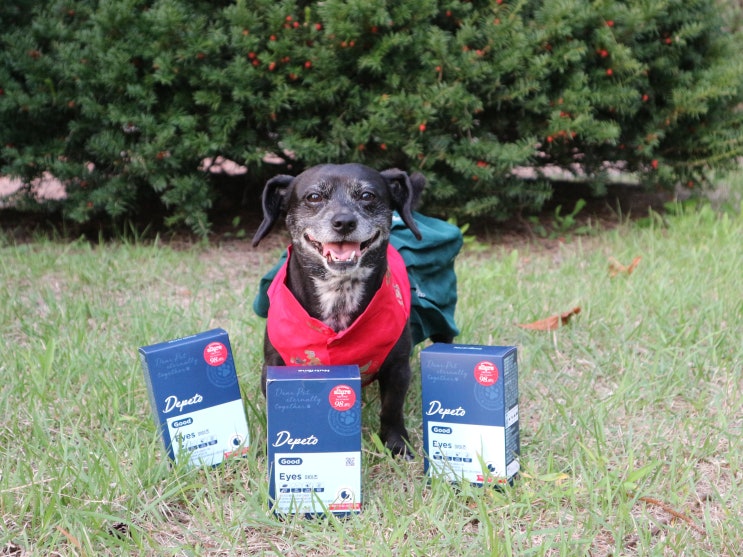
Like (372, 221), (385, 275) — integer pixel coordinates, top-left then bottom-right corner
(421, 344), (519, 486)
(266, 365), (362, 517)
(139, 328), (250, 468)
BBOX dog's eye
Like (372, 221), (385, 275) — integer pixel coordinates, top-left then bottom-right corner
(306, 192), (323, 203)
(360, 191), (376, 202)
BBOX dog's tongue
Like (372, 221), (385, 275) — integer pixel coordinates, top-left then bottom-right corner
(323, 241), (361, 262)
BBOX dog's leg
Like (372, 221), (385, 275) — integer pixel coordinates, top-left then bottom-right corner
(377, 362), (413, 459)
(375, 332), (414, 459)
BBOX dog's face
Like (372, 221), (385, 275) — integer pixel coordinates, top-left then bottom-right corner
(253, 164), (421, 277)
(286, 164), (394, 275)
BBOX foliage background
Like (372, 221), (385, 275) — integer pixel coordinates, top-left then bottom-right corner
(1, 0), (742, 233)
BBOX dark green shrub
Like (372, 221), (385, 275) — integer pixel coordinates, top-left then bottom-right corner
(2, 0), (742, 233)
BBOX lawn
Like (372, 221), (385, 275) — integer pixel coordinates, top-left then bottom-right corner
(1, 179), (741, 555)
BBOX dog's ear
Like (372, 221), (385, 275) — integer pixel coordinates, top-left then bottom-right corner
(380, 168), (422, 240)
(252, 174), (294, 246)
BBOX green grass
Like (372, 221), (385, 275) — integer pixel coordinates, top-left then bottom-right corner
(1, 185), (742, 555)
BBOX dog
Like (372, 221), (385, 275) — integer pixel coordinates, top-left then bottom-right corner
(251, 163), (423, 458)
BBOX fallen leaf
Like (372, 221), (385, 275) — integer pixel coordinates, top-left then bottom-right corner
(608, 256), (641, 277)
(517, 307), (581, 331)
(108, 522), (131, 539)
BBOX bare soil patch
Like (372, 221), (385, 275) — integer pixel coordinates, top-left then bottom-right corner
(0, 176), (672, 251)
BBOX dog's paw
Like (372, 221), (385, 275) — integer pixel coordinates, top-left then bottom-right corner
(383, 434), (414, 460)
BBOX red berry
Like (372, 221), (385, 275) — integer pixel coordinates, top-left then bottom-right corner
(547, 136), (554, 143)
(268, 62), (276, 71)
(419, 123), (426, 132)
(606, 20), (614, 27)
(248, 52), (256, 59)
(642, 94), (649, 102)
(651, 159), (658, 169)
(270, 35), (277, 41)
(315, 23), (322, 31)
(304, 60), (312, 69)
(380, 143), (387, 150)
(286, 15), (292, 21)
(606, 68), (613, 76)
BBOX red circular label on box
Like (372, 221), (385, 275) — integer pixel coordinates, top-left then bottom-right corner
(329, 384), (356, 411)
(474, 361), (498, 386)
(203, 342), (228, 366)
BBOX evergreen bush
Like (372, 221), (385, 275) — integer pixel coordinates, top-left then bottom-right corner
(2, 0), (742, 233)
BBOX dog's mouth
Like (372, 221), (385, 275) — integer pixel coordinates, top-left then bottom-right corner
(305, 231), (380, 267)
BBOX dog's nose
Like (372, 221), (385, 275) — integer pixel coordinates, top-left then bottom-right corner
(332, 213), (357, 235)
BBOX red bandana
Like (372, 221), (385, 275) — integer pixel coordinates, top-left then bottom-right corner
(266, 244), (411, 385)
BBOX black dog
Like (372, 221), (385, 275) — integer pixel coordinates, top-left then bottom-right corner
(252, 163), (422, 457)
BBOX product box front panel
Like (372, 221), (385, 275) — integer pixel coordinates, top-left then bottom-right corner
(421, 344), (519, 486)
(139, 328), (250, 468)
(266, 365), (362, 517)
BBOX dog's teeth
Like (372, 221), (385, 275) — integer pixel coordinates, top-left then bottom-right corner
(327, 251), (357, 263)
(326, 250), (358, 264)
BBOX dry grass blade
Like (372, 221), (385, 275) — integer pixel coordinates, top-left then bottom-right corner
(638, 496), (707, 536)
